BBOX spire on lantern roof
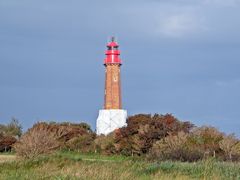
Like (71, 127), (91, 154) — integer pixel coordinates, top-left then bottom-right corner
(107, 36), (119, 47)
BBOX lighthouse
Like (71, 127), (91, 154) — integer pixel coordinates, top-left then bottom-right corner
(96, 37), (127, 135)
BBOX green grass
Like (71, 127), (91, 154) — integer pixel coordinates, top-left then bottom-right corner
(0, 151), (14, 155)
(144, 159), (240, 179)
(0, 152), (240, 180)
(56, 151), (139, 162)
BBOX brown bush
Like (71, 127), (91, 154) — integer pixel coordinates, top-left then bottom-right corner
(148, 126), (238, 162)
(219, 134), (240, 161)
(30, 122), (91, 143)
(189, 126), (224, 158)
(94, 133), (116, 154)
(91, 114), (194, 156)
(14, 122), (95, 158)
(149, 131), (203, 162)
(0, 136), (17, 152)
(66, 134), (96, 153)
(14, 128), (59, 159)
(114, 114), (194, 156)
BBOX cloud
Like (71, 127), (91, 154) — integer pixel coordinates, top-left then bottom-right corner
(155, 13), (207, 38)
(119, 0), (240, 39)
(118, 2), (209, 39)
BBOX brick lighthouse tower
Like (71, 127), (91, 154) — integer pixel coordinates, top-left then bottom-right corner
(96, 37), (127, 135)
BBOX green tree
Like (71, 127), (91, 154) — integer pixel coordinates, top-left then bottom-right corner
(0, 118), (22, 138)
(189, 126), (223, 158)
(5, 117), (22, 138)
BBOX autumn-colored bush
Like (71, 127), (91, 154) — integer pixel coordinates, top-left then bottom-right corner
(0, 136), (17, 152)
(148, 126), (240, 162)
(94, 114), (194, 156)
(10, 114), (240, 162)
(14, 128), (59, 159)
(113, 114), (194, 156)
(14, 122), (95, 158)
(94, 134), (116, 154)
(66, 134), (96, 153)
(188, 126), (224, 158)
(219, 134), (240, 161)
(149, 131), (203, 162)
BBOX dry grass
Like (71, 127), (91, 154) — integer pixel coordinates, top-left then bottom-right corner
(0, 152), (239, 180)
(0, 154), (16, 163)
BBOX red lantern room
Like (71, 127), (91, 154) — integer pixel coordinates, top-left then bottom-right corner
(104, 37), (122, 65)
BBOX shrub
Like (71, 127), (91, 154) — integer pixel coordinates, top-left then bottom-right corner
(0, 131), (4, 139)
(219, 134), (240, 161)
(149, 131), (203, 162)
(14, 122), (95, 158)
(0, 136), (17, 152)
(94, 133), (116, 154)
(0, 118), (22, 152)
(189, 126), (224, 158)
(14, 128), (59, 159)
(66, 134), (96, 152)
(148, 126), (237, 162)
(114, 114), (194, 156)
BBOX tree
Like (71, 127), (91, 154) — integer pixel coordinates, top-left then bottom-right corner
(188, 126), (224, 158)
(0, 118), (22, 152)
(5, 117), (22, 138)
(0, 117), (22, 138)
(219, 134), (240, 161)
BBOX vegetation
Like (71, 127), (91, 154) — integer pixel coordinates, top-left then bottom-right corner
(0, 114), (240, 179)
(0, 117), (22, 138)
(94, 114), (194, 156)
(14, 122), (95, 158)
(0, 151), (240, 180)
(0, 118), (22, 152)
(92, 114), (240, 162)
(220, 134), (240, 161)
(14, 127), (60, 159)
(148, 126), (240, 162)
(8, 114), (240, 162)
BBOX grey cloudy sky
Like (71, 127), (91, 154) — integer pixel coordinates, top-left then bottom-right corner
(0, 0), (240, 136)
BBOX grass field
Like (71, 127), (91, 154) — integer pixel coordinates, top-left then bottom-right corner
(0, 152), (240, 180)
(0, 154), (16, 163)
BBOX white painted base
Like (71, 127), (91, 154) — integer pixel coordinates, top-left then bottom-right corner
(96, 109), (127, 135)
